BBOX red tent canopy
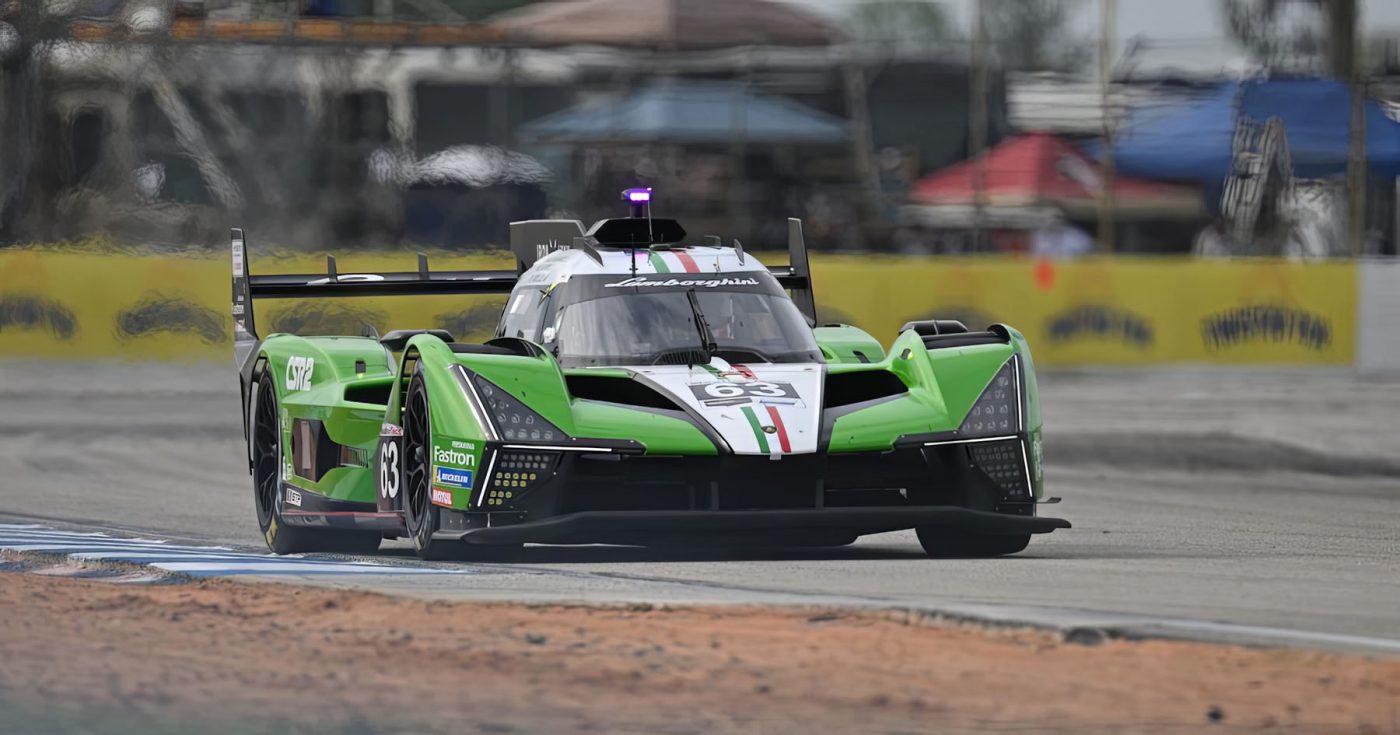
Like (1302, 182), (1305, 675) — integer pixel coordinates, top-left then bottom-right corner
(908, 132), (1201, 218)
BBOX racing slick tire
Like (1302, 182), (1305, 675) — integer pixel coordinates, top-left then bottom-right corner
(250, 366), (381, 556)
(915, 528), (1031, 558)
(401, 368), (521, 562)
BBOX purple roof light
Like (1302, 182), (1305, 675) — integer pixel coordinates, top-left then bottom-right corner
(623, 187), (652, 203)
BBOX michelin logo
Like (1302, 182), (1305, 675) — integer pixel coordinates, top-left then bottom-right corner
(434, 466), (474, 489)
(434, 446), (476, 467)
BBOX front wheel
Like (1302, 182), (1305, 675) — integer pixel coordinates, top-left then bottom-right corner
(402, 368), (469, 561)
(401, 369), (525, 562)
(916, 528), (1031, 558)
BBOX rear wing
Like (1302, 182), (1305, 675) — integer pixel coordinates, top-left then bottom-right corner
(230, 228), (520, 375)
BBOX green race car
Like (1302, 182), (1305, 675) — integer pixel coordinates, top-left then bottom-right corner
(232, 190), (1068, 560)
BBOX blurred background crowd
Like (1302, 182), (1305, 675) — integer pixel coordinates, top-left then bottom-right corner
(1, 0), (1398, 257)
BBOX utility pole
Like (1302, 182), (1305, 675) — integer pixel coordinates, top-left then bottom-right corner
(969, 0), (988, 252)
(0, 1), (45, 240)
(1330, 0), (1365, 256)
(1097, 0), (1117, 253)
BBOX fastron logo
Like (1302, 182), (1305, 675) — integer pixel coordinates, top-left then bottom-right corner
(285, 356), (314, 391)
(434, 446), (475, 467)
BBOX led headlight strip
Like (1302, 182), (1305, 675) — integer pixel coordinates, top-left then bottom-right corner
(455, 364), (623, 507)
(921, 355), (1025, 445)
(919, 355), (1037, 499)
(959, 356), (1023, 438)
(451, 364), (499, 443)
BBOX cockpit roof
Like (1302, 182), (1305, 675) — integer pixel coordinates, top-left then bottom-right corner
(517, 245), (770, 291)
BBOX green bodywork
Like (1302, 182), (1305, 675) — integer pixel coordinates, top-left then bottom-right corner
(254, 322), (1043, 511)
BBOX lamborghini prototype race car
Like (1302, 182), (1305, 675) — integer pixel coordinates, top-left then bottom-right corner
(232, 189), (1068, 560)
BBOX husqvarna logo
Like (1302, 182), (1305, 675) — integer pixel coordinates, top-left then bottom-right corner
(285, 357), (314, 391)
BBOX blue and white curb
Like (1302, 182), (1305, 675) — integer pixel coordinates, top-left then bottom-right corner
(0, 524), (464, 578)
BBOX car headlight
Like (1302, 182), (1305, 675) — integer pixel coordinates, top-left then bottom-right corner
(959, 358), (1021, 437)
(471, 373), (565, 443)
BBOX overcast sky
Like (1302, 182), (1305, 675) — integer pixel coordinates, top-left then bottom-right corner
(789, 0), (1400, 42)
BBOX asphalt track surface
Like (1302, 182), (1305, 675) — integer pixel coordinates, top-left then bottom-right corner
(2, 361), (1398, 645)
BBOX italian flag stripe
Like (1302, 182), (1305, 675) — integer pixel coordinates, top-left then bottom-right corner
(731, 364), (756, 379)
(698, 363), (721, 376)
(765, 405), (793, 453)
(740, 406), (771, 454)
(674, 251), (701, 273)
(648, 252), (670, 273)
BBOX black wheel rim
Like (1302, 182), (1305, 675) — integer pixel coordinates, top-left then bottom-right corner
(252, 380), (280, 526)
(403, 377), (431, 535)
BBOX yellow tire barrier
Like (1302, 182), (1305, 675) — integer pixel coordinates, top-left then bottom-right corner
(0, 249), (1356, 365)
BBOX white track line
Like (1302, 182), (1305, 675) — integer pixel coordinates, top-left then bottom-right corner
(0, 525), (464, 578)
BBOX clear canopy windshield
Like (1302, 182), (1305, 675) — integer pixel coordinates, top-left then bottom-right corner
(547, 287), (822, 367)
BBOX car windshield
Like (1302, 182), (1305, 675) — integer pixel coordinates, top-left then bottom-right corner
(546, 277), (821, 367)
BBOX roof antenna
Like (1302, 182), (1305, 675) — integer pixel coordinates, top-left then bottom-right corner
(623, 186), (653, 245)
(623, 187), (652, 275)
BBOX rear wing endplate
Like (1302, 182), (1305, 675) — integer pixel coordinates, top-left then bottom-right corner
(771, 218), (816, 324)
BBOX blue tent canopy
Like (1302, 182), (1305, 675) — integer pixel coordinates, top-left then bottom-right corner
(518, 81), (849, 144)
(1097, 79), (1400, 181)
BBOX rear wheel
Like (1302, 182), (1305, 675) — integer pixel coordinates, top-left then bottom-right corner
(916, 528), (1030, 558)
(251, 367), (380, 555)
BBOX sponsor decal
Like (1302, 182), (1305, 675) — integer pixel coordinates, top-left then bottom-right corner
(285, 356), (315, 391)
(285, 488), (302, 507)
(433, 445), (476, 468)
(231, 239), (245, 277)
(740, 404), (792, 454)
(307, 273), (385, 286)
(689, 380), (798, 407)
(1201, 305), (1331, 352)
(1031, 435), (1044, 484)
(534, 239), (566, 261)
(379, 441), (400, 499)
(605, 276), (760, 289)
(450, 440), (475, 451)
(1045, 305), (1154, 347)
(430, 487), (454, 507)
(434, 466), (475, 489)
(380, 423), (403, 437)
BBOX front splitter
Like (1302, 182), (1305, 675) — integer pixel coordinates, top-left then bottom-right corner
(433, 507), (1070, 546)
